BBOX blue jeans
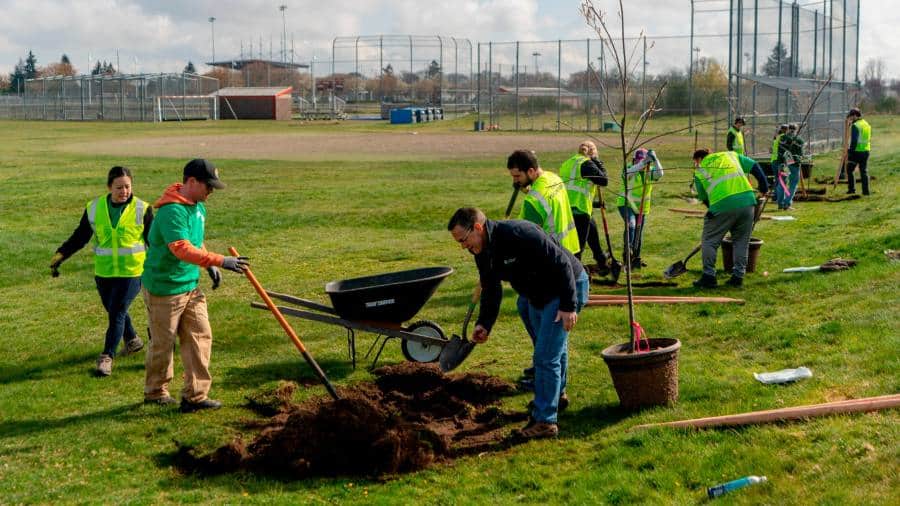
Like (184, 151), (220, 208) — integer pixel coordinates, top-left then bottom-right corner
(618, 206), (645, 266)
(95, 276), (142, 357)
(516, 270), (589, 424)
(775, 163), (800, 208)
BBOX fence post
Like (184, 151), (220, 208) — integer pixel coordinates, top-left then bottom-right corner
(488, 42), (493, 128)
(557, 40), (561, 132)
(586, 39), (591, 132)
(515, 41), (520, 131)
(80, 77), (85, 121)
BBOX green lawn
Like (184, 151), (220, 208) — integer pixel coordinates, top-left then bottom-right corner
(0, 116), (897, 505)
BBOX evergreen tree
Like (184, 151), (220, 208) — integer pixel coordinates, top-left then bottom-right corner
(24, 51), (38, 79)
(8, 59), (26, 93)
(184, 61), (197, 74)
(426, 60), (441, 80)
(61, 54), (71, 65)
(763, 42), (793, 77)
(92, 61), (103, 75)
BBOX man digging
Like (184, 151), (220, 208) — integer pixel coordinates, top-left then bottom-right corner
(448, 207), (589, 439)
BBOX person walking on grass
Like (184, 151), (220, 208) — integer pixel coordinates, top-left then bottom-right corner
(775, 123), (805, 210)
(559, 140), (611, 275)
(51, 166), (152, 377)
(141, 159), (249, 412)
(448, 207), (589, 440)
(845, 108), (872, 196)
(691, 149), (767, 289)
(616, 148), (663, 271)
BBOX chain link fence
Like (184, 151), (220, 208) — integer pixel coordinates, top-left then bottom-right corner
(0, 73), (219, 121)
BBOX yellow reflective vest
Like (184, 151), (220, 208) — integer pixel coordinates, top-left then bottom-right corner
(728, 126), (745, 155)
(559, 154), (596, 215)
(853, 119), (871, 152)
(520, 171), (581, 254)
(616, 164), (655, 214)
(86, 196), (147, 277)
(694, 152), (753, 207)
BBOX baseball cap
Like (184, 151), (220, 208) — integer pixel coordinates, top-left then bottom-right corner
(183, 158), (225, 189)
(735, 116), (745, 124)
(633, 148), (649, 163)
(847, 107), (861, 118)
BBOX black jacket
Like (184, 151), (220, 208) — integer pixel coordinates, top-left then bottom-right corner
(474, 219), (584, 333)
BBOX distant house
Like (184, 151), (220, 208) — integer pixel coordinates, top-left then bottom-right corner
(214, 87), (293, 120)
(496, 86), (582, 108)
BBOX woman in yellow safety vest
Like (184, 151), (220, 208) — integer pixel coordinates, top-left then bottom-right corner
(50, 166), (153, 377)
(616, 148), (664, 270)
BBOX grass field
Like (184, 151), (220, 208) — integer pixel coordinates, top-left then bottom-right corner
(0, 114), (897, 505)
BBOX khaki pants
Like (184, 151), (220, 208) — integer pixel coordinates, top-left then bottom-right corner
(143, 288), (213, 403)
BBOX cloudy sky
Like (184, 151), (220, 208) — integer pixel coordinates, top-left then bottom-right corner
(1, 0), (896, 79)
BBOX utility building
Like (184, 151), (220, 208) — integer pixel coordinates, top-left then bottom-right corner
(215, 86), (293, 120)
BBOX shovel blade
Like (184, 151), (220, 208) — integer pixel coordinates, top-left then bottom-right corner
(663, 261), (687, 279)
(439, 335), (476, 372)
(609, 260), (623, 284)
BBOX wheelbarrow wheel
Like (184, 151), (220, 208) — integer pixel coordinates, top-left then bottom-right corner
(401, 320), (445, 363)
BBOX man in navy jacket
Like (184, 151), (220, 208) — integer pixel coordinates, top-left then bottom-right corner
(448, 207), (589, 439)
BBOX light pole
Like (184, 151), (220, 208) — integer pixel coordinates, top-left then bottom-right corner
(208, 17), (216, 65)
(532, 51), (540, 86)
(279, 5), (287, 63)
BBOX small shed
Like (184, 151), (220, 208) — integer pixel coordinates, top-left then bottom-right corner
(215, 87), (293, 120)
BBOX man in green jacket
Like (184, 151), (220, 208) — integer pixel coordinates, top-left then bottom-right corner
(726, 117), (746, 155)
(691, 150), (767, 288)
(142, 159), (249, 412)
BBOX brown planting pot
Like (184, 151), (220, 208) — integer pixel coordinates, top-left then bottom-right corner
(601, 338), (681, 410)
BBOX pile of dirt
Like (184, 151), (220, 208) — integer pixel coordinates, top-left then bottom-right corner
(175, 363), (526, 479)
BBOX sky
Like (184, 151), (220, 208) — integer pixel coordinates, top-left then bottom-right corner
(0, 0), (896, 80)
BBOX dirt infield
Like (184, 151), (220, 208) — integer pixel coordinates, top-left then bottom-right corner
(62, 131), (613, 162)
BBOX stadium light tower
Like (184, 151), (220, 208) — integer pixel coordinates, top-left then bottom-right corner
(532, 51), (540, 86)
(208, 17), (216, 64)
(279, 5), (287, 63)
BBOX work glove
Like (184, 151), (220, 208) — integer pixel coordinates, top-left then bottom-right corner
(222, 255), (250, 273)
(207, 266), (222, 289)
(50, 252), (64, 277)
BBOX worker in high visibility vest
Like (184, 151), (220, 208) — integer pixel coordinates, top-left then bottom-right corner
(727, 117), (746, 155)
(50, 166), (153, 376)
(616, 148), (663, 270)
(559, 140), (610, 274)
(691, 149), (768, 289)
(769, 124), (788, 188)
(846, 108), (872, 195)
(507, 150), (580, 255)
(775, 123), (805, 210)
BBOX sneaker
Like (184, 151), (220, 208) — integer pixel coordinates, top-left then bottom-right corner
(846, 190), (856, 195)
(692, 274), (718, 289)
(180, 398), (222, 413)
(527, 392), (570, 413)
(522, 367), (535, 379)
(725, 276), (743, 288)
(512, 420), (559, 440)
(593, 263), (610, 277)
(95, 354), (112, 376)
(119, 336), (144, 356)
(144, 395), (178, 405)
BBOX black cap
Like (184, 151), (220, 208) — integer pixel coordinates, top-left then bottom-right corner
(847, 107), (861, 118)
(183, 158), (225, 189)
(734, 116), (745, 124)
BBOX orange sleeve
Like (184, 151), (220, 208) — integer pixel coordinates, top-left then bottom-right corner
(167, 239), (225, 268)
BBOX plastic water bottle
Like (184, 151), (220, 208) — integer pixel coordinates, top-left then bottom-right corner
(707, 476), (767, 498)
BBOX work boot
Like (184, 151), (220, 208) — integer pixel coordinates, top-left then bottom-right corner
(692, 274), (718, 289)
(512, 419), (559, 440)
(517, 378), (534, 392)
(593, 263), (610, 277)
(725, 276), (743, 288)
(119, 336), (144, 356)
(95, 354), (112, 376)
(180, 398), (222, 413)
(144, 395), (178, 406)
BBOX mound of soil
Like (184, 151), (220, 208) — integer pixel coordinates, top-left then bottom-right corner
(176, 363), (526, 479)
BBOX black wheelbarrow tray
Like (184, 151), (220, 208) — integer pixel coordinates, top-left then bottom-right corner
(250, 266), (453, 368)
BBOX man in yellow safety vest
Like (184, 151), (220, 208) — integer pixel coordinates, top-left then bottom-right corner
(691, 149), (767, 289)
(559, 141), (609, 273)
(727, 117), (746, 155)
(507, 150), (580, 255)
(846, 108), (872, 195)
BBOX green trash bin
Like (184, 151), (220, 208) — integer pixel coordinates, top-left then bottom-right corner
(602, 121), (621, 132)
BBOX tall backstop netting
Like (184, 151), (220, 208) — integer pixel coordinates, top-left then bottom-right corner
(330, 35), (475, 115)
(729, 0), (860, 156)
(2, 73), (220, 121)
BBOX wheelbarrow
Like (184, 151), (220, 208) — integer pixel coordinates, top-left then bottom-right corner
(250, 266), (454, 369)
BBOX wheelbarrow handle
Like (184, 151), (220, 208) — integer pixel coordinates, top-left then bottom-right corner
(230, 246), (340, 401)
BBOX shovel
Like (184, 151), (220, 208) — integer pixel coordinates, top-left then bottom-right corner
(438, 284), (481, 372)
(594, 189), (623, 283)
(663, 244), (701, 279)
